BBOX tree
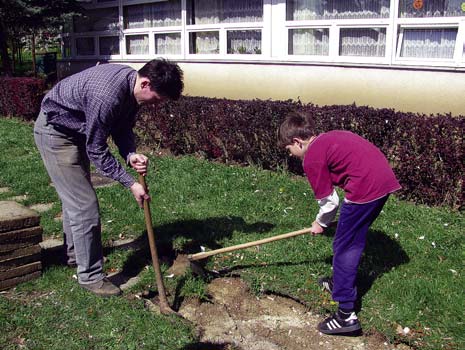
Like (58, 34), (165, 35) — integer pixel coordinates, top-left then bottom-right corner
(0, 0), (83, 76)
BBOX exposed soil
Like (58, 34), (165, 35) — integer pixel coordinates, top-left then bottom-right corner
(177, 277), (411, 350)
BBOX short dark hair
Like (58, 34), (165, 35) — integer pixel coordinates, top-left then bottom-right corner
(138, 58), (184, 100)
(278, 111), (316, 147)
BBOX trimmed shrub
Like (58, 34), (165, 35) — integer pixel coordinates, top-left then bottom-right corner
(0, 77), (45, 120)
(137, 96), (464, 209)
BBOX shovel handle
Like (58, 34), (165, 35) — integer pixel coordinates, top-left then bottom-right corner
(188, 227), (313, 261)
(139, 175), (176, 315)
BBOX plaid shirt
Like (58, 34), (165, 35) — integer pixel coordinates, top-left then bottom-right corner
(41, 64), (139, 188)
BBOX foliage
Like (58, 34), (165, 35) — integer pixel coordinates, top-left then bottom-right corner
(137, 97), (464, 209)
(0, 77), (45, 120)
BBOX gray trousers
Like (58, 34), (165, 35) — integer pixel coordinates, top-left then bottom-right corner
(34, 110), (104, 284)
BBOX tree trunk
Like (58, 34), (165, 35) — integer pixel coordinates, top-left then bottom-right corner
(0, 19), (12, 76)
(31, 31), (37, 78)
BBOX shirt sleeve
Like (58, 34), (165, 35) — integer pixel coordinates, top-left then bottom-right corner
(111, 120), (137, 166)
(84, 97), (135, 188)
(315, 189), (339, 227)
(304, 161), (334, 200)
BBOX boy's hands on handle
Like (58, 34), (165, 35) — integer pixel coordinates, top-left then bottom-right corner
(129, 153), (150, 207)
(129, 153), (149, 175)
(310, 221), (324, 235)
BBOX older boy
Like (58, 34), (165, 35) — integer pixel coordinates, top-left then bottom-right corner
(279, 112), (401, 335)
(34, 59), (183, 297)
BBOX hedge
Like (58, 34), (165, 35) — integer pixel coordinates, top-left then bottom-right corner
(137, 96), (464, 210)
(0, 77), (45, 120)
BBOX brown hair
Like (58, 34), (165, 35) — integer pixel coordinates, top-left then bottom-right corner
(138, 58), (184, 100)
(278, 111), (316, 147)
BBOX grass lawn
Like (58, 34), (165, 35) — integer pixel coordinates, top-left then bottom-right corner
(0, 117), (463, 350)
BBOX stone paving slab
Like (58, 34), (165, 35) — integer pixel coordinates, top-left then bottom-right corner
(0, 245), (41, 263)
(0, 201), (40, 233)
(0, 252), (41, 271)
(0, 261), (42, 282)
(0, 271), (41, 291)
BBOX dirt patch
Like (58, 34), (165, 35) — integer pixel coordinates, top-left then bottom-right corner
(178, 277), (410, 350)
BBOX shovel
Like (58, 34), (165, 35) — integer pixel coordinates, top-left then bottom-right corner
(139, 174), (177, 315)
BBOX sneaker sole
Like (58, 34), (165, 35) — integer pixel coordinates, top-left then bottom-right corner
(318, 323), (362, 335)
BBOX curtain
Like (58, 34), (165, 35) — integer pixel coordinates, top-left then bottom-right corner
(190, 31), (220, 54)
(189, 0), (263, 24)
(126, 35), (149, 55)
(74, 7), (119, 32)
(155, 33), (182, 54)
(401, 28), (457, 58)
(287, 0), (390, 20)
(339, 28), (386, 57)
(227, 30), (262, 54)
(399, 0), (463, 18)
(289, 28), (329, 55)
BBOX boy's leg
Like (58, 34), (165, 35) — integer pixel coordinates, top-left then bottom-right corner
(318, 195), (388, 335)
(332, 196), (388, 309)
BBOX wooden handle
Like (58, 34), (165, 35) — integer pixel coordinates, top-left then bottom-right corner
(139, 175), (176, 315)
(188, 227), (313, 261)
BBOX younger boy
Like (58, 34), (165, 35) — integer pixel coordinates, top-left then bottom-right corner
(278, 112), (401, 335)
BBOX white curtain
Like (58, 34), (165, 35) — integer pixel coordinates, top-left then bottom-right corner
(340, 28), (386, 57)
(191, 31), (220, 54)
(75, 7), (119, 32)
(289, 28), (329, 55)
(155, 33), (182, 54)
(287, 0), (390, 20)
(401, 29), (457, 59)
(227, 30), (261, 54)
(399, 0), (463, 17)
(190, 0), (263, 24)
(152, 0), (182, 27)
(126, 35), (149, 55)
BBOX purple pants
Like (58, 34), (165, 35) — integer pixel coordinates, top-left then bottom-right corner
(332, 195), (389, 310)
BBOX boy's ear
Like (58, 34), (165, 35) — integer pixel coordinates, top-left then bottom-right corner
(292, 137), (303, 146)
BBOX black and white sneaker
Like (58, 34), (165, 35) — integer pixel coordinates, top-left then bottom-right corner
(317, 312), (362, 335)
(318, 276), (333, 294)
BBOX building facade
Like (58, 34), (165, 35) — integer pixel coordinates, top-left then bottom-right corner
(60, 0), (465, 115)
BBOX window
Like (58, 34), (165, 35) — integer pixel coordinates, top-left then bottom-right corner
(399, 0), (463, 18)
(227, 30), (261, 54)
(340, 28), (386, 57)
(62, 37), (72, 58)
(286, 0), (390, 20)
(124, 1), (182, 29)
(155, 33), (182, 54)
(187, 0), (263, 24)
(126, 34), (149, 55)
(74, 7), (119, 32)
(288, 28), (329, 55)
(189, 31), (220, 54)
(399, 28), (457, 59)
(99, 36), (120, 55)
(76, 37), (95, 56)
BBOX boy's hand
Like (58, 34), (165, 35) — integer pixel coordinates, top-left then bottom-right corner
(310, 221), (324, 235)
(129, 154), (149, 175)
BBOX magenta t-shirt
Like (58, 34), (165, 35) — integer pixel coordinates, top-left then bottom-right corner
(303, 130), (401, 203)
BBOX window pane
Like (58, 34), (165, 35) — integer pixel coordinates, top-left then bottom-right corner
(99, 36), (120, 55)
(286, 0), (390, 20)
(340, 28), (386, 57)
(399, 0), (463, 18)
(74, 7), (119, 32)
(187, 0), (263, 25)
(152, 0), (182, 27)
(288, 28), (329, 55)
(62, 37), (71, 57)
(189, 31), (220, 54)
(124, 1), (181, 29)
(400, 28), (457, 59)
(227, 30), (261, 54)
(76, 37), (95, 55)
(155, 33), (182, 54)
(126, 35), (149, 55)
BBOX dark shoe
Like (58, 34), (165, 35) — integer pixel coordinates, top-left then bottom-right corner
(317, 312), (362, 335)
(79, 278), (122, 297)
(318, 276), (333, 294)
